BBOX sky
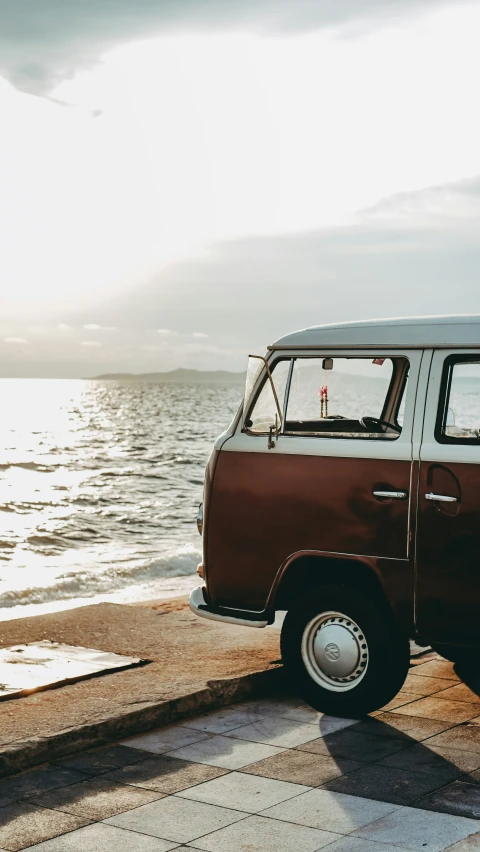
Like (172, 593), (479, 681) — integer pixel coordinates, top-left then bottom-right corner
(1, 0), (480, 377)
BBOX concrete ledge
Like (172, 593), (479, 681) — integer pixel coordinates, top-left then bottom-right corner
(0, 600), (283, 777)
(0, 666), (283, 778)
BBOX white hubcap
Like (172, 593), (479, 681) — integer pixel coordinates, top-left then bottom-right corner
(301, 611), (369, 692)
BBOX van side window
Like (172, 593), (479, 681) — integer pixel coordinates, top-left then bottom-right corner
(245, 360), (290, 434)
(437, 358), (480, 443)
(284, 356), (408, 439)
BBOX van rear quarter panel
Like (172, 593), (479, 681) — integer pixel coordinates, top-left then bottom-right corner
(206, 448), (414, 621)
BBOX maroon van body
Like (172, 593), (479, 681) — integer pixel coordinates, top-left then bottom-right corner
(190, 316), (480, 715)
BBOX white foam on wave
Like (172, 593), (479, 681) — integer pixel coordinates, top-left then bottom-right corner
(0, 573), (201, 622)
(0, 545), (202, 613)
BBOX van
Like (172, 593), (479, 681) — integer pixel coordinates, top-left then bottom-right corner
(189, 315), (480, 715)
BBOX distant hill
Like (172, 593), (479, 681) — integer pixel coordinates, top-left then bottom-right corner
(89, 368), (246, 384)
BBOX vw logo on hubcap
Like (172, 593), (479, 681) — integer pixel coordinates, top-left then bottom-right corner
(324, 642), (340, 661)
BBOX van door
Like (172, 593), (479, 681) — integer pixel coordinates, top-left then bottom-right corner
(206, 350), (423, 618)
(416, 350), (480, 646)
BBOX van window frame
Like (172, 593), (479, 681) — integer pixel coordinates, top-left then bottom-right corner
(435, 353), (480, 445)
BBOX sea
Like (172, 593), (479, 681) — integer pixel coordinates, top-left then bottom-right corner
(0, 378), (241, 621)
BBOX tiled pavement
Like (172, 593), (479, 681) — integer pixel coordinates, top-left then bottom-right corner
(2, 656), (480, 849)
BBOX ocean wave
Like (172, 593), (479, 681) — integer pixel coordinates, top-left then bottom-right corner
(0, 461), (58, 473)
(26, 534), (65, 546)
(0, 547), (201, 608)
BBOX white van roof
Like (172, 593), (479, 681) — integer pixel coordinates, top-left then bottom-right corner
(270, 314), (480, 350)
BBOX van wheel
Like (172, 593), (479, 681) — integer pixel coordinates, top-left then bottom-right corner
(280, 584), (410, 716)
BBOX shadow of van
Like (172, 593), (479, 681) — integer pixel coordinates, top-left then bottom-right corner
(313, 656), (480, 819)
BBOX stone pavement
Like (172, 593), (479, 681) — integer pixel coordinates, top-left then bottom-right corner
(1, 654), (480, 850)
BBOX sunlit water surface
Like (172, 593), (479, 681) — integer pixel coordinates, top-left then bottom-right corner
(0, 379), (240, 620)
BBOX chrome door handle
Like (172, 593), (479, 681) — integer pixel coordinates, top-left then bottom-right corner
(425, 492), (457, 503)
(373, 490), (408, 499)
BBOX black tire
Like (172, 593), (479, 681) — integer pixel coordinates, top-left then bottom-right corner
(280, 583), (410, 716)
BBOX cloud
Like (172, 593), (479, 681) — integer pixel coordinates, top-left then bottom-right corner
(83, 172), (480, 352)
(83, 323), (116, 330)
(192, 332), (209, 338)
(57, 323), (72, 330)
(4, 337), (27, 344)
(0, 0), (461, 96)
(2, 173), (480, 377)
(81, 340), (101, 347)
(364, 176), (480, 225)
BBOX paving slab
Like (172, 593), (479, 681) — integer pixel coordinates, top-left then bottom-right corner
(297, 728), (410, 761)
(378, 743), (480, 783)
(323, 763), (447, 805)
(403, 673), (456, 696)
(242, 748), (363, 786)
(0, 765), (88, 799)
(353, 805), (479, 851)
(426, 725), (480, 754)
(51, 743), (148, 776)
(179, 707), (266, 734)
(409, 661), (461, 681)
(225, 715), (322, 748)
(102, 754), (228, 793)
(279, 706), (359, 733)
(393, 697), (480, 723)
(104, 795), (249, 843)
(122, 725), (212, 754)
(176, 769), (310, 811)
(437, 684), (480, 705)
(354, 712), (457, 741)
(165, 733), (285, 769)
(444, 832), (480, 850)
(186, 812), (340, 852)
(261, 787), (398, 833)
(317, 839), (412, 852)
(25, 823), (178, 851)
(419, 780), (480, 819)
(0, 802), (89, 852)
(371, 690), (432, 714)
(0, 599), (282, 777)
(27, 776), (164, 820)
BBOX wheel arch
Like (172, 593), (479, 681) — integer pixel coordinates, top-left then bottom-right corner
(268, 551), (396, 623)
